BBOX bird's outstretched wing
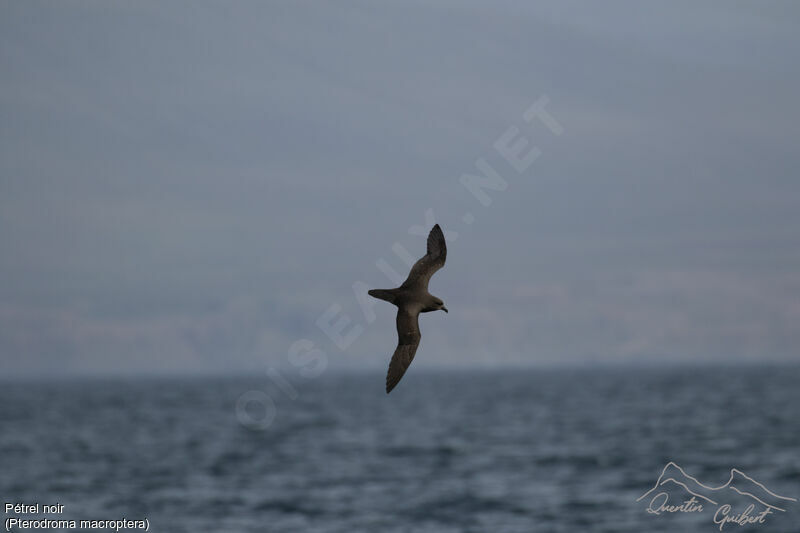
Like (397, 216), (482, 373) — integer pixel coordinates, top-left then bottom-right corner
(385, 308), (421, 393)
(401, 224), (447, 290)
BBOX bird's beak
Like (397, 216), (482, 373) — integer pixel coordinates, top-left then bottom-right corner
(442, 306), (448, 313)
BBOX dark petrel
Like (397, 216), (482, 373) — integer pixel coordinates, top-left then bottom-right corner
(368, 224), (448, 393)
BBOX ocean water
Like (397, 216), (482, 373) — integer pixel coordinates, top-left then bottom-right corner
(2, 367), (798, 532)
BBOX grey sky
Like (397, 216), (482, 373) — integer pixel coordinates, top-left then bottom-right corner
(2, 1), (799, 376)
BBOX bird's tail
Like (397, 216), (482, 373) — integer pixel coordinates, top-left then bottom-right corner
(368, 288), (399, 304)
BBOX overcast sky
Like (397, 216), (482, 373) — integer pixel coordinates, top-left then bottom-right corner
(2, 1), (799, 377)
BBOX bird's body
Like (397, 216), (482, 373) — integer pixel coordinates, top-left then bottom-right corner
(369, 224), (448, 393)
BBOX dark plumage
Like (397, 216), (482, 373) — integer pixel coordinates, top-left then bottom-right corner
(368, 224), (448, 393)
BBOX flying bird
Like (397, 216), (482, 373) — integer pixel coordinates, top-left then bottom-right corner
(369, 224), (448, 393)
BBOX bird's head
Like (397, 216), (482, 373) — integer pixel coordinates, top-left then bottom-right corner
(434, 297), (448, 313)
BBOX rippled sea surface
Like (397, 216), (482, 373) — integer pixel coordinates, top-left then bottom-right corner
(2, 367), (799, 532)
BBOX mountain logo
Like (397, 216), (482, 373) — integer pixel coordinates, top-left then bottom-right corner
(637, 462), (796, 530)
